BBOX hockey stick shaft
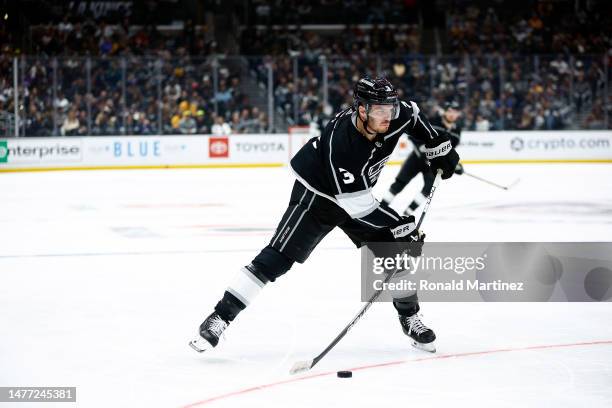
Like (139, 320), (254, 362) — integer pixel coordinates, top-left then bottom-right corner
(464, 171), (511, 190)
(416, 169), (442, 230)
(297, 170), (443, 372)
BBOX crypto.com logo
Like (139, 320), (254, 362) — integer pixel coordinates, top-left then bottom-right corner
(510, 137), (524, 152)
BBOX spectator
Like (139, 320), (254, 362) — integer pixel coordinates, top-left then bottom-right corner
(194, 109), (209, 133)
(474, 114), (491, 131)
(517, 110), (534, 130)
(179, 110), (197, 134)
(211, 115), (232, 135)
(61, 109), (80, 136)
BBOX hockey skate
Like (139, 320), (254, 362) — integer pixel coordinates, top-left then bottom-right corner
(189, 312), (228, 353)
(399, 313), (436, 353)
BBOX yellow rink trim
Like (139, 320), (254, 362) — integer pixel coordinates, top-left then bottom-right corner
(1, 159), (611, 173)
(0, 163), (285, 173)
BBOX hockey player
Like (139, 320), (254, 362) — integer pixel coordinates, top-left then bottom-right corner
(381, 101), (463, 215)
(190, 77), (460, 354)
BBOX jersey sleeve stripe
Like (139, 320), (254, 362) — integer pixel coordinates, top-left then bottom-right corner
(383, 119), (412, 140)
(355, 217), (384, 228)
(328, 120), (343, 194)
(417, 115), (438, 138)
(409, 101), (420, 128)
(377, 205), (400, 221)
(431, 125), (460, 138)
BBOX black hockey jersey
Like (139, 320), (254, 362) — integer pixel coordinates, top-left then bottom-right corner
(290, 100), (439, 229)
(410, 112), (462, 148)
(429, 112), (462, 147)
(409, 112), (462, 159)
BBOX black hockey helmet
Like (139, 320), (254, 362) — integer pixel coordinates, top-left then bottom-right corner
(353, 77), (400, 120)
(443, 100), (461, 111)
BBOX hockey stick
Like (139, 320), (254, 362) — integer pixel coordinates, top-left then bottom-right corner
(289, 169), (444, 375)
(464, 171), (520, 191)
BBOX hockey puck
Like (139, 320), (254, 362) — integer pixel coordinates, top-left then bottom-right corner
(337, 370), (352, 378)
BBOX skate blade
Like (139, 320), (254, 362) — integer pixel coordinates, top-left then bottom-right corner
(189, 336), (213, 353)
(411, 340), (436, 353)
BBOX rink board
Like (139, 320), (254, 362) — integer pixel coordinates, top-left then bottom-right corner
(0, 131), (611, 172)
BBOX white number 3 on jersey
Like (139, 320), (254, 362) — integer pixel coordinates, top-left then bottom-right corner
(338, 168), (355, 184)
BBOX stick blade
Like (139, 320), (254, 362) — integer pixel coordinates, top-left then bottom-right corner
(289, 360), (313, 375)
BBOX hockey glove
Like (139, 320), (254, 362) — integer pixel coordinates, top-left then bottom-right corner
(390, 216), (425, 257)
(454, 163), (464, 175)
(424, 133), (460, 180)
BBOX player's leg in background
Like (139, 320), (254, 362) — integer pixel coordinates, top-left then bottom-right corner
(381, 152), (423, 206)
(191, 182), (337, 351)
(403, 164), (435, 215)
(339, 220), (436, 351)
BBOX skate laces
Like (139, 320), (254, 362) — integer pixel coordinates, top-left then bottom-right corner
(404, 314), (429, 335)
(206, 314), (228, 337)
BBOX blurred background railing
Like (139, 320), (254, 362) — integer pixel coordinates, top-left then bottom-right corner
(2, 53), (609, 137)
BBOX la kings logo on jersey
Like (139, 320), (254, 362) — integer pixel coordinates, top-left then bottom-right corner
(367, 157), (389, 183)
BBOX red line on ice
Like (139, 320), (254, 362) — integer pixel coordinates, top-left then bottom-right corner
(179, 339), (612, 408)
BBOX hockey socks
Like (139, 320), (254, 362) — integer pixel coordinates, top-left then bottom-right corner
(215, 265), (267, 322)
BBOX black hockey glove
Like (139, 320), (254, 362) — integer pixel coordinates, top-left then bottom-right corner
(390, 216), (425, 257)
(454, 163), (464, 175)
(424, 133), (460, 180)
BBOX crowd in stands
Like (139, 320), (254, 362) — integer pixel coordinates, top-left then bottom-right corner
(440, 0), (610, 130)
(0, 0), (609, 136)
(1, 17), (267, 136)
(246, 24), (422, 128)
(446, 1), (610, 56)
(243, 0), (420, 26)
(245, 0), (610, 131)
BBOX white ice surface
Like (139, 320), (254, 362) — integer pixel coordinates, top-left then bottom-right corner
(1, 164), (612, 408)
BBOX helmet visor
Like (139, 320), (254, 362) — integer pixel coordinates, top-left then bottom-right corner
(368, 103), (399, 120)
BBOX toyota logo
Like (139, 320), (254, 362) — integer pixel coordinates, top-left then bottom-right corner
(210, 141), (228, 155)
